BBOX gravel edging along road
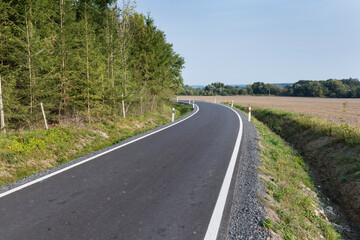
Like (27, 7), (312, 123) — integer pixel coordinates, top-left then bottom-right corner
(222, 105), (271, 240)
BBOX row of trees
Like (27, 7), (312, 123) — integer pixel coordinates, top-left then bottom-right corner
(180, 82), (290, 96)
(180, 78), (360, 98)
(0, 0), (184, 130)
(288, 79), (360, 98)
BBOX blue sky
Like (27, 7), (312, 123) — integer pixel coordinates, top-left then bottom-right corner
(134, 0), (360, 85)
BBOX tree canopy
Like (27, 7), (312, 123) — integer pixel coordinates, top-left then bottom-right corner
(0, 0), (184, 129)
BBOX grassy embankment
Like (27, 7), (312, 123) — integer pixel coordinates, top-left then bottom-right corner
(0, 103), (192, 186)
(231, 103), (349, 239)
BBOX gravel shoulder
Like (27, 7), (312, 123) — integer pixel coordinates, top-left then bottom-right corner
(225, 107), (271, 240)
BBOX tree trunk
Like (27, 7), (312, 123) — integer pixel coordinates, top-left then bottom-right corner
(109, 12), (115, 106)
(102, 75), (104, 105)
(0, 76), (6, 134)
(85, 2), (90, 122)
(26, 7), (33, 115)
(151, 95), (156, 111)
(123, 55), (127, 96)
(59, 0), (67, 117)
(140, 96), (143, 114)
(106, 17), (110, 80)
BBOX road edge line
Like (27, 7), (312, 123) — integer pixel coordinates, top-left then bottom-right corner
(0, 104), (200, 199)
(203, 104), (244, 240)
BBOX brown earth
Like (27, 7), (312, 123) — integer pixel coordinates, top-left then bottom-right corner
(178, 96), (360, 127)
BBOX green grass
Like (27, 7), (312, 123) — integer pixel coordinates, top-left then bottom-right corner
(172, 102), (193, 116)
(231, 104), (360, 216)
(0, 103), (192, 186)
(253, 117), (341, 239)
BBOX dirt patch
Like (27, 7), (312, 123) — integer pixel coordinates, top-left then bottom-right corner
(94, 130), (109, 139)
(178, 96), (360, 127)
(0, 169), (12, 179)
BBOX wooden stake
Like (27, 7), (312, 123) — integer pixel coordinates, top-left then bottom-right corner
(140, 96), (143, 114)
(0, 77), (6, 133)
(122, 94), (126, 119)
(41, 102), (48, 130)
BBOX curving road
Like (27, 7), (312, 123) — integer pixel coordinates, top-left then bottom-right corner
(0, 101), (243, 240)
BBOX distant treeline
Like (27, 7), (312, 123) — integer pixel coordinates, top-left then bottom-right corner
(0, 0), (184, 130)
(179, 78), (360, 98)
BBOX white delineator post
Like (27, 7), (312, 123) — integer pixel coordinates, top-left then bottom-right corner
(192, 101), (195, 109)
(231, 100), (234, 108)
(172, 108), (175, 122)
(122, 94), (126, 119)
(176, 96), (178, 102)
(248, 106), (252, 122)
(214, 97), (216, 103)
(189, 99), (191, 104)
(40, 103), (48, 130)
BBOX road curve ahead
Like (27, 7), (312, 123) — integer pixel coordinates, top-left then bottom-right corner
(0, 101), (242, 240)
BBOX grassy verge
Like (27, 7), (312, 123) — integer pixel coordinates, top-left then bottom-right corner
(232, 104), (360, 234)
(0, 103), (192, 186)
(223, 103), (342, 239)
(253, 117), (340, 239)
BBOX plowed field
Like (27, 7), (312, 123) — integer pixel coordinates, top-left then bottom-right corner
(178, 96), (360, 127)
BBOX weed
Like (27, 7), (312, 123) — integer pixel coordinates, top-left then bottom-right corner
(262, 218), (273, 228)
(341, 176), (349, 182)
(341, 154), (355, 163)
(350, 165), (360, 173)
(266, 182), (276, 191)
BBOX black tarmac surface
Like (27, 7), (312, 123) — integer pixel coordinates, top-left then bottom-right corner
(0, 101), (269, 240)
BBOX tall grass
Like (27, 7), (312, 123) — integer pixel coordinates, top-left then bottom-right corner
(251, 115), (341, 239)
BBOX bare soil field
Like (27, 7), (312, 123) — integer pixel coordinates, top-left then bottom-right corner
(178, 96), (360, 127)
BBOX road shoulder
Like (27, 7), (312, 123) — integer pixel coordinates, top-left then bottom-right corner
(224, 107), (270, 240)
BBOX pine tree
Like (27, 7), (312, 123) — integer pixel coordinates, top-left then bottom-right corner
(0, 1), (28, 128)
(58, 0), (74, 119)
(0, 0), (184, 129)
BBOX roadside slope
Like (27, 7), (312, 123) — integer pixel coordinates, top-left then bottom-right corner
(234, 104), (360, 239)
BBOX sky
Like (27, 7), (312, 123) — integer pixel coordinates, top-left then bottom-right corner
(133, 0), (360, 85)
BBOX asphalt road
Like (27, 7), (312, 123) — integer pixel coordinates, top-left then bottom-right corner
(0, 101), (242, 240)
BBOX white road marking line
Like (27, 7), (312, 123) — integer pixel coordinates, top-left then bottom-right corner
(204, 104), (243, 240)
(0, 104), (200, 199)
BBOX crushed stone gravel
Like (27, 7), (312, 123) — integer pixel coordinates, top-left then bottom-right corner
(225, 107), (271, 240)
